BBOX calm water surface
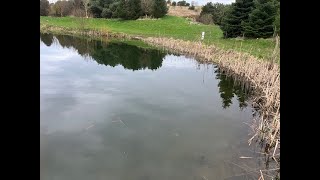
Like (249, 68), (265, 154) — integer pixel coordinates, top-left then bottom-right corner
(40, 34), (260, 180)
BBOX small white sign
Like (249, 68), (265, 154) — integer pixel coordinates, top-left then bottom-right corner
(201, 32), (205, 40)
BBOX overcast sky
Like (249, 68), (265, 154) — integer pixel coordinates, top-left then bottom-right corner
(48, 0), (235, 6)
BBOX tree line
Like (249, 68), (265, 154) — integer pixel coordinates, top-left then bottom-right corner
(40, 33), (166, 70)
(41, 0), (280, 38)
(168, 0), (196, 8)
(40, 0), (168, 20)
(199, 0), (280, 38)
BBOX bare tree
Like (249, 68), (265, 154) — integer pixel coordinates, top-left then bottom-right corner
(40, 0), (50, 16)
(72, 0), (88, 30)
(82, 0), (90, 18)
(63, 1), (74, 16)
(73, 4), (86, 17)
(54, 1), (63, 17)
(198, 14), (213, 25)
(72, 0), (85, 17)
(141, 0), (154, 17)
(73, 0), (83, 8)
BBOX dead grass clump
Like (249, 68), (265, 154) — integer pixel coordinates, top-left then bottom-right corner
(168, 6), (200, 18)
(40, 24), (129, 39)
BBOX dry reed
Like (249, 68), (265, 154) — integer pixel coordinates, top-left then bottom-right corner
(167, 6), (200, 18)
(40, 24), (129, 39)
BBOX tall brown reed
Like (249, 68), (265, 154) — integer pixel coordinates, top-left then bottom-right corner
(40, 24), (129, 39)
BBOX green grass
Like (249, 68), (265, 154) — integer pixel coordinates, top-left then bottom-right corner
(40, 15), (277, 60)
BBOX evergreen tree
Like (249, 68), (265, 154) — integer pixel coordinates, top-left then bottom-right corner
(117, 0), (142, 20)
(200, 2), (214, 15)
(89, 0), (103, 17)
(84, 0), (168, 19)
(243, 0), (277, 38)
(177, 1), (186, 6)
(129, 0), (143, 19)
(117, 0), (128, 19)
(273, 0), (280, 36)
(101, 8), (113, 18)
(221, 0), (254, 38)
(274, 7), (280, 36)
(152, 0), (168, 18)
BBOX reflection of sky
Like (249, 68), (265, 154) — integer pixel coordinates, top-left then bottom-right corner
(40, 40), (250, 134)
(161, 55), (199, 69)
(40, 39), (254, 180)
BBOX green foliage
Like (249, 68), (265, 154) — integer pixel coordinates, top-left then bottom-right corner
(273, 0), (280, 36)
(201, 2), (214, 15)
(89, 0), (103, 17)
(177, 0), (186, 6)
(109, 2), (120, 17)
(153, 0), (168, 18)
(88, 0), (119, 18)
(186, 3), (190, 6)
(220, 0), (280, 39)
(172, 1), (176, 6)
(243, 0), (277, 38)
(117, 0), (143, 20)
(86, 0), (167, 19)
(89, 0), (119, 18)
(221, 0), (254, 38)
(274, 8), (280, 36)
(101, 8), (113, 18)
(40, 0), (50, 16)
(200, 2), (230, 25)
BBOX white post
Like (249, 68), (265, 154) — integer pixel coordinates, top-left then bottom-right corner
(201, 32), (205, 40)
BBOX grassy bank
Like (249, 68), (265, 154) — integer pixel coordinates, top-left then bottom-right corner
(40, 16), (278, 62)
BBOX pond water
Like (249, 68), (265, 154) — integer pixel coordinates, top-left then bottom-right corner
(40, 33), (262, 180)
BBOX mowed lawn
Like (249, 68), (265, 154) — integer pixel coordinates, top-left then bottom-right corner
(40, 15), (277, 60)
